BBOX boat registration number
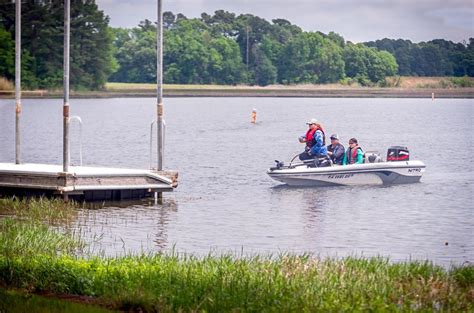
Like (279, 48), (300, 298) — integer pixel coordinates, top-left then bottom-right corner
(327, 174), (354, 179)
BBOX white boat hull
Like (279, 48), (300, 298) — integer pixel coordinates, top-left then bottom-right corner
(267, 160), (426, 187)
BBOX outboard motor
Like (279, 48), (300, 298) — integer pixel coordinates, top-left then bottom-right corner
(364, 151), (382, 163)
(387, 146), (409, 162)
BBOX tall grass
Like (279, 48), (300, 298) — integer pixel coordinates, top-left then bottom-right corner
(0, 288), (113, 313)
(378, 76), (474, 89)
(1, 253), (472, 311)
(0, 197), (472, 311)
(0, 218), (472, 312)
(0, 77), (14, 91)
(0, 197), (78, 225)
(0, 218), (84, 258)
(448, 76), (474, 87)
(416, 76), (474, 88)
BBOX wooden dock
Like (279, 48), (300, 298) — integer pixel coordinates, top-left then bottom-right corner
(0, 163), (178, 201)
(2, 1), (177, 202)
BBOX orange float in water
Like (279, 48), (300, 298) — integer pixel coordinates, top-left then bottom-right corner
(251, 109), (257, 123)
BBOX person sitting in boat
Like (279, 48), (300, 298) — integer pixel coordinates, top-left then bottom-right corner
(327, 134), (345, 165)
(343, 138), (364, 165)
(298, 118), (328, 161)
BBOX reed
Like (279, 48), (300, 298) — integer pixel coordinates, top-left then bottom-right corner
(0, 77), (13, 91)
(0, 197), (78, 225)
(0, 197), (472, 311)
(0, 218), (84, 258)
(0, 220), (471, 312)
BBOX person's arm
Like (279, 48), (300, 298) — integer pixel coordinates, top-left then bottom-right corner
(299, 134), (306, 143)
(313, 131), (323, 147)
(356, 149), (364, 164)
(327, 145), (333, 156)
(309, 131), (324, 155)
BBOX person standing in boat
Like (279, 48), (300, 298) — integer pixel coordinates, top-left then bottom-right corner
(298, 118), (327, 161)
(343, 138), (364, 165)
(327, 134), (345, 165)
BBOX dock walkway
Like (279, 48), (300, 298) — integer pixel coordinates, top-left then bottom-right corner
(0, 163), (177, 201)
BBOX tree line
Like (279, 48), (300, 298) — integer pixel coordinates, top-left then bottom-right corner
(365, 38), (474, 77)
(0, 0), (115, 90)
(0, 1), (473, 89)
(109, 11), (399, 86)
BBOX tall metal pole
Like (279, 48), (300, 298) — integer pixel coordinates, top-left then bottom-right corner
(63, 0), (70, 172)
(15, 0), (21, 164)
(157, 0), (164, 170)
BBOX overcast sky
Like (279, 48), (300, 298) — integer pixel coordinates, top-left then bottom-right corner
(95, 0), (473, 43)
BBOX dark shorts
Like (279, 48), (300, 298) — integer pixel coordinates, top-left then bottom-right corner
(299, 152), (313, 161)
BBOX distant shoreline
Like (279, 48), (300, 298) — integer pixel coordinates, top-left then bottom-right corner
(1, 80), (473, 99)
(1, 88), (473, 99)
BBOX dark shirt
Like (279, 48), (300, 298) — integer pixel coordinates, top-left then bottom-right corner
(327, 142), (345, 165)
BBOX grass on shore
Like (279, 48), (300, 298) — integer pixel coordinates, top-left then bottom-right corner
(2, 76), (473, 94)
(106, 76), (474, 92)
(0, 77), (13, 91)
(383, 76), (474, 88)
(0, 198), (473, 312)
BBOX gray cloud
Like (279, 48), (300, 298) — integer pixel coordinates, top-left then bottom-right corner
(96, 0), (474, 42)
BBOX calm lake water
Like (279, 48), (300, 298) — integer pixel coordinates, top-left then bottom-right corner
(0, 97), (472, 266)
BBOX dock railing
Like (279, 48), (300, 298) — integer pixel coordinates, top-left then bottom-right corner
(69, 115), (83, 166)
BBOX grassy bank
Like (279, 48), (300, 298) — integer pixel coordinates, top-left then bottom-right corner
(0, 198), (473, 312)
(106, 76), (474, 90)
(1, 77), (473, 98)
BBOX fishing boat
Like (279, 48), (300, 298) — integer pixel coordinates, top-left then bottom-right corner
(267, 146), (426, 187)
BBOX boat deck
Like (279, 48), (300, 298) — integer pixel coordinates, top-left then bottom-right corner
(0, 163), (178, 201)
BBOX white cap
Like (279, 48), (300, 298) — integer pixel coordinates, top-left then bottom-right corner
(306, 118), (318, 125)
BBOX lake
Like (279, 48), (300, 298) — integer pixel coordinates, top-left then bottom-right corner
(0, 97), (472, 266)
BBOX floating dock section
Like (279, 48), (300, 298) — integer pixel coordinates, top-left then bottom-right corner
(0, 163), (177, 201)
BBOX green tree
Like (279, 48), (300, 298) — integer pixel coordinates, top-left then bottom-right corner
(110, 17), (246, 85)
(463, 39), (474, 76)
(278, 32), (345, 84)
(367, 50), (398, 82)
(209, 37), (247, 84)
(70, 0), (117, 89)
(252, 46), (277, 86)
(344, 43), (398, 84)
(110, 23), (157, 83)
(0, 26), (14, 79)
(365, 38), (473, 77)
(328, 31), (345, 48)
(344, 43), (368, 80)
(0, 0), (115, 90)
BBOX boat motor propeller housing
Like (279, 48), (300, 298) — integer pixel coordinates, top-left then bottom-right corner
(387, 146), (410, 162)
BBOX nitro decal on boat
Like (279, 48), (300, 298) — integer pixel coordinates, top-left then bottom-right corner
(408, 168), (421, 173)
(327, 174), (354, 179)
